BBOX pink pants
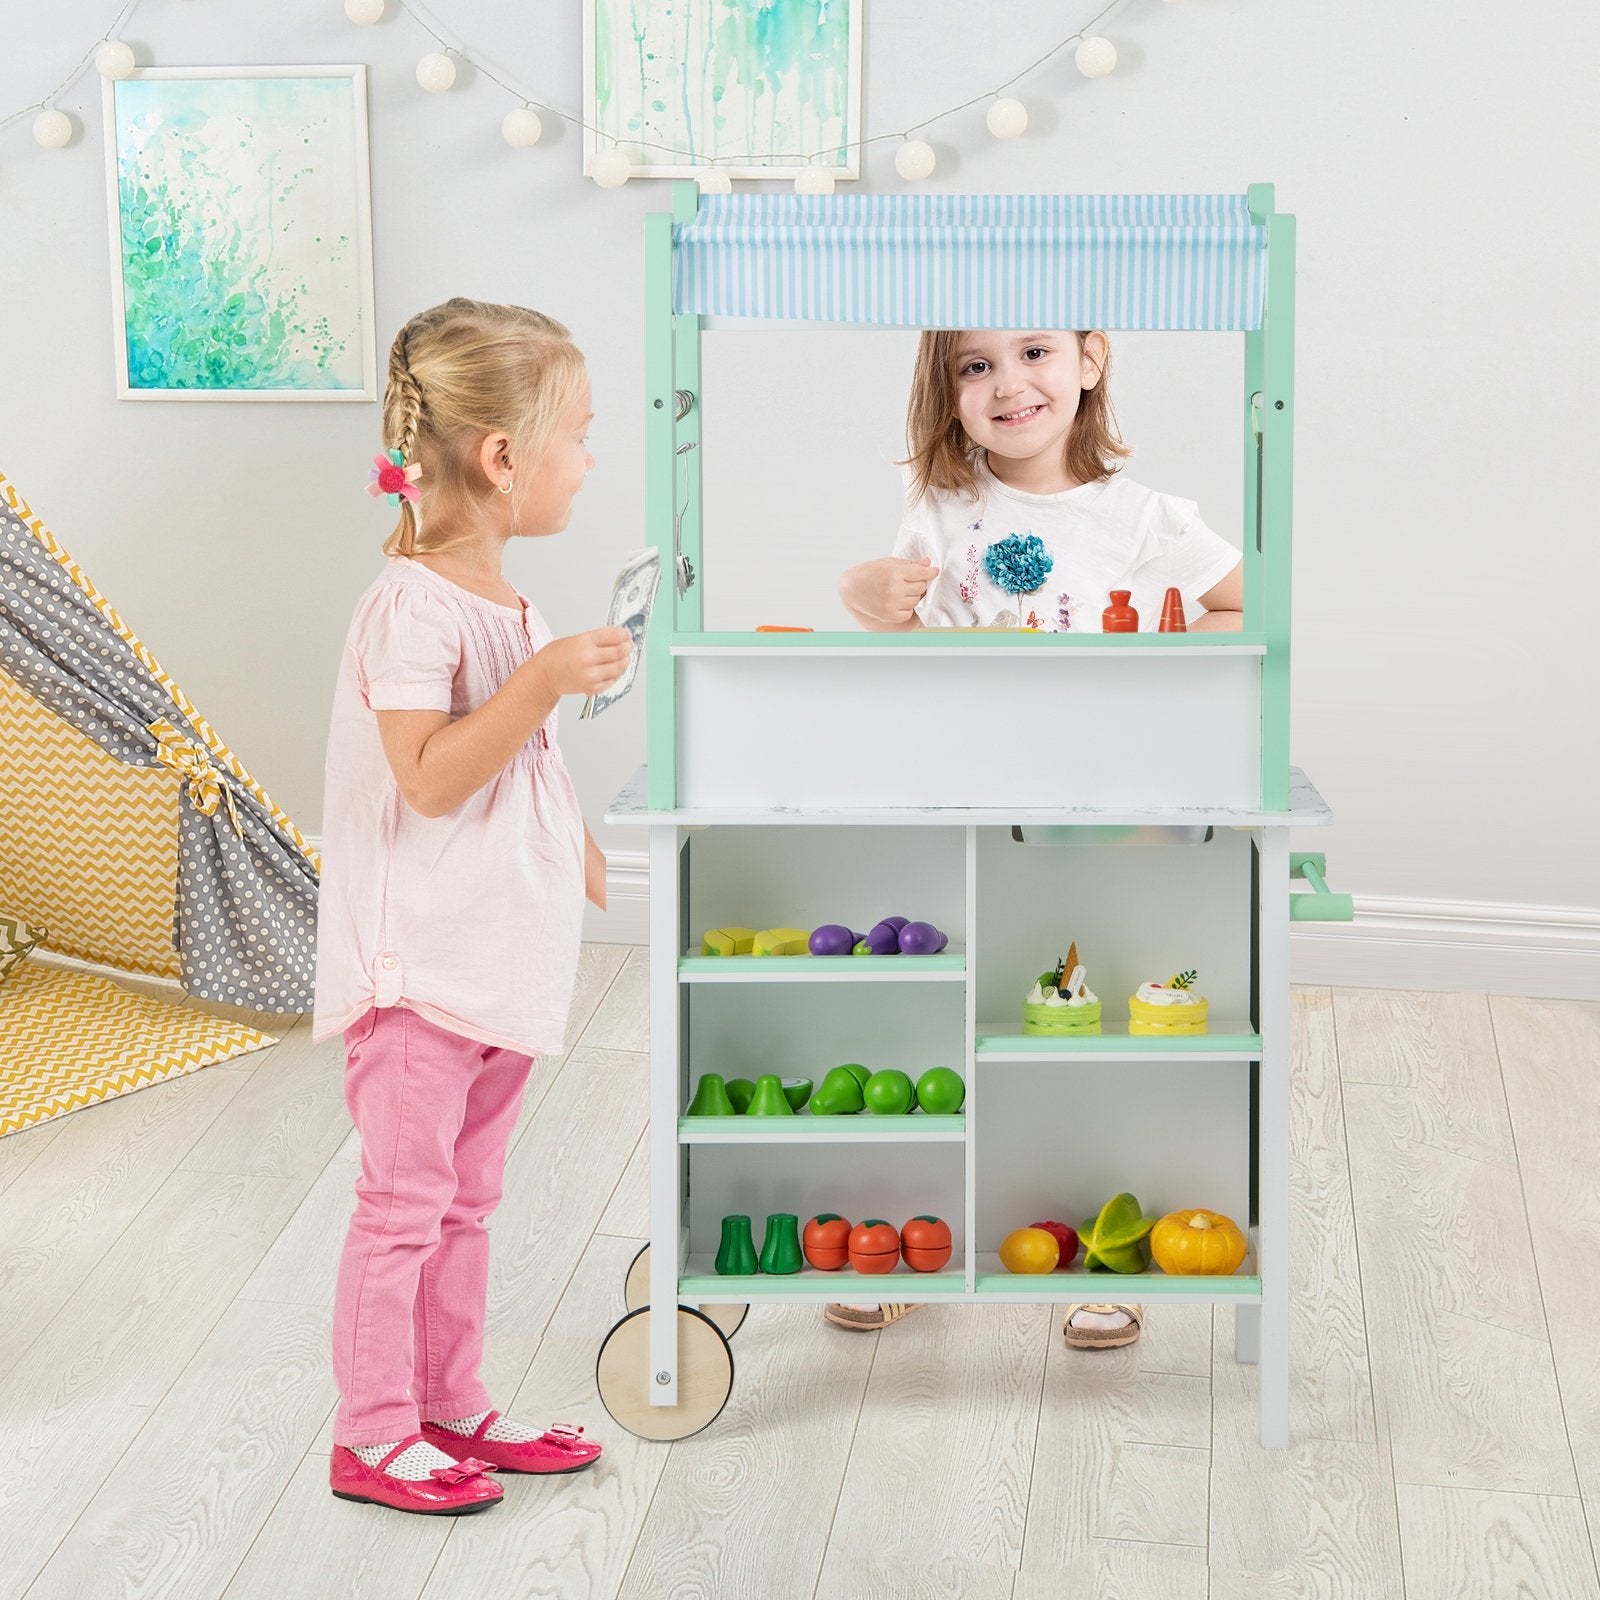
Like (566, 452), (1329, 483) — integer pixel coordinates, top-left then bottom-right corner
(332, 1006), (534, 1446)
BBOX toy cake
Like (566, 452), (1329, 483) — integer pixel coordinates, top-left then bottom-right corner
(1127, 970), (1209, 1036)
(1022, 942), (1101, 1035)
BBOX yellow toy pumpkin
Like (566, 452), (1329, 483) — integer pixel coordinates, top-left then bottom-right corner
(1149, 1209), (1248, 1276)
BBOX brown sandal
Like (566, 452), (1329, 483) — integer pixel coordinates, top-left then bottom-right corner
(823, 1303), (917, 1331)
(1062, 1303), (1143, 1349)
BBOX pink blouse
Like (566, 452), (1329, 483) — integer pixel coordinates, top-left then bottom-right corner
(313, 558), (585, 1057)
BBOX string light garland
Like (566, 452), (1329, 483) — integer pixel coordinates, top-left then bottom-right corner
(3, 0), (1159, 191)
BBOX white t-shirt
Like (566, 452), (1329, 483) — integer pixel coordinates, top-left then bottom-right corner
(891, 461), (1241, 632)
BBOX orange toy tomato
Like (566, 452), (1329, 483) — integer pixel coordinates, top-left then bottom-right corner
(998, 1226), (1060, 1274)
(1030, 1220), (1079, 1266)
(848, 1219), (901, 1274)
(803, 1214), (852, 1271)
(1149, 1209), (1248, 1276)
(900, 1215), (952, 1272)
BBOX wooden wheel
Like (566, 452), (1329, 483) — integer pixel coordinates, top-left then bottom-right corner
(596, 1305), (734, 1441)
(623, 1243), (749, 1338)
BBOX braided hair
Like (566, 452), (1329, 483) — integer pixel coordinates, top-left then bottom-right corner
(378, 298), (585, 558)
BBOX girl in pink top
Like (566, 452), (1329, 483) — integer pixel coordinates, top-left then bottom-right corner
(314, 299), (629, 1515)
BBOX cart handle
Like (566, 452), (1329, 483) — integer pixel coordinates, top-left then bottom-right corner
(1289, 853), (1354, 922)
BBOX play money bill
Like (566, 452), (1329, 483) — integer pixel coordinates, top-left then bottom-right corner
(581, 547), (660, 719)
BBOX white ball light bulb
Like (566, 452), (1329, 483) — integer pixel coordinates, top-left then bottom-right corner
(986, 97), (1028, 139)
(894, 139), (936, 183)
(697, 168), (732, 194)
(793, 164), (835, 195)
(501, 107), (543, 147)
(344, 0), (385, 21)
(591, 147), (632, 189)
(415, 52), (456, 93)
(33, 109), (73, 149)
(1075, 36), (1118, 78)
(94, 40), (136, 80)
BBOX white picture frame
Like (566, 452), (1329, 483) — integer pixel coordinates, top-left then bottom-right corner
(582, 0), (865, 181)
(102, 65), (377, 402)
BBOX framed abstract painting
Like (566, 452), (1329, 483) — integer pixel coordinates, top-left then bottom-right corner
(102, 66), (376, 401)
(583, 0), (864, 181)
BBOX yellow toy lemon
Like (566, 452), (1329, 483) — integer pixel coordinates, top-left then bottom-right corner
(1149, 1209), (1248, 1276)
(998, 1226), (1060, 1274)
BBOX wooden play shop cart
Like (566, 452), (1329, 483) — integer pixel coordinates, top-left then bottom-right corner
(596, 184), (1350, 1449)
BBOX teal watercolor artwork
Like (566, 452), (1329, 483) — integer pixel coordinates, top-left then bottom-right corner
(103, 68), (376, 401)
(583, 0), (863, 179)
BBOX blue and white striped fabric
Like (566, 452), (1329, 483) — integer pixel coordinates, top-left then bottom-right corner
(673, 193), (1265, 331)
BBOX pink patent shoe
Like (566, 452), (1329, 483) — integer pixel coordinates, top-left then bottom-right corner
(329, 1435), (502, 1514)
(421, 1413), (604, 1475)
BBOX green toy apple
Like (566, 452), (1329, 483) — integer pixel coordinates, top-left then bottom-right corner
(862, 1069), (914, 1115)
(914, 1067), (965, 1114)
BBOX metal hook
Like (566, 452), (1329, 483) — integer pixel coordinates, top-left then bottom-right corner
(673, 442), (698, 594)
(674, 389), (696, 422)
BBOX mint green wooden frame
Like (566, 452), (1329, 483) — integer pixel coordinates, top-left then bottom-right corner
(645, 181), (1296, 812)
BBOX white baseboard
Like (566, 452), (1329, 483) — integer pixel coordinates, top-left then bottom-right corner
(583, 849), (651, 946)
(1289, 896), (1600, 1001)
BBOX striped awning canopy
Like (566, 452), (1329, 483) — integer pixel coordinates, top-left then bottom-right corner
(673, 193), (1266, 331)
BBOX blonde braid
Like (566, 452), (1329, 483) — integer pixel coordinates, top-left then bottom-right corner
(382, 329), (426, 556)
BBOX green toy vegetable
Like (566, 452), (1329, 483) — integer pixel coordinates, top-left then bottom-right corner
(1080, 1191), (1158, 1273)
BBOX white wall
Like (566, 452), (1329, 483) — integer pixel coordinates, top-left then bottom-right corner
(3, 1), (1596, 990)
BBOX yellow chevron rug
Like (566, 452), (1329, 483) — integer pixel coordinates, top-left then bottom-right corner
(0, 963), (274, 1137)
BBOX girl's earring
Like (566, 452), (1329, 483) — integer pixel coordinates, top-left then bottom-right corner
(499, 478), (514, 495)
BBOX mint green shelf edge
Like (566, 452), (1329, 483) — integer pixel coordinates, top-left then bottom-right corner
(681, 1271), (968, 1298)
(678, 1113), (965, 1138)
(973, 1272), (1261, 1299)
(674, 631), (1267, 651)
(975, 1032), (1262, 1056)
(680, 953), (965, 976)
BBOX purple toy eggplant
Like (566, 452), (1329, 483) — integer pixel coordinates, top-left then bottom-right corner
(881, 915), (910, 934)
(852, 920), (903, 956)
(897, 920), (948, 955)
(809, 924), (860, 957)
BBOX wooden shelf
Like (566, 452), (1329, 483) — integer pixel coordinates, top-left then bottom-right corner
(680, 952), (966, 983)
(680, 1258), (966, 1300)
(975, 1022), (1262, 1061)
(679, 1113), (965, 1143)
(972, 1254), (1260, 1302)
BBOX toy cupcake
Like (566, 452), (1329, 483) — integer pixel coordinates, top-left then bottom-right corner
(1127, 970), (1209, 1036)
(1023, 943), (1102, 1035)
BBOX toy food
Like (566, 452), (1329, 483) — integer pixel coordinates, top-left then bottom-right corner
(837, 1062), (873, 1088)
(1102, 589), (1138, 632)
(1031, 1220), (1080, 1265)
(752, 927), (810, 957)
(853, 921), (903, 956)
(863, 1068), (914, 1115)
(809, 923), (860, 956)
(998, 1226), (1060, 1274)
(1023, 940), (1102, 1035)
(1150, 1209), (1248, 1276)
(700, 927), (755, 956)
(848, 1219), (901, 1274)
(781, 1076), (813, 1111)
(1159, 586), (1188, 633)
(715, 1214), (758, 1275)
(898, 921), (948, 955)
(803, 1214), (852, 1270)
(724, 1078), (756, 1113)
(901, 1216), (952, 1272)
(745, 1074), (794, 1116)
(915, 1067), (965, 1114)
(1080, 1192), (1158, 1273)
(759, 1213), (804, 1274)
(686, 1074), (737, 1116)
(810, 1066), (867, 1115)
(1127, 970), (1209, 1036)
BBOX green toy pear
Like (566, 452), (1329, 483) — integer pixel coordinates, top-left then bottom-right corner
(1080, 1191), (1159, 1273)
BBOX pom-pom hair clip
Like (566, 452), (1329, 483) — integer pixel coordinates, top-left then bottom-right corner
(366, 449), (422, 506)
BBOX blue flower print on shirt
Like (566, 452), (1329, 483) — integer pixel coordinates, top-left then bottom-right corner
(983, 532), (1053, 596)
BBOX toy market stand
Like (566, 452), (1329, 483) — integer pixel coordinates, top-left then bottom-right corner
(598, 185), (1350, 1449)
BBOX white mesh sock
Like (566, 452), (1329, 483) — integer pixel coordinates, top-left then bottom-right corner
(349, 1438), (460, 1480)
(429, 1408), (543, 1443)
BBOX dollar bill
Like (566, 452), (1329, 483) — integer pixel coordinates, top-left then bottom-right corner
(581, 547), (661, 719)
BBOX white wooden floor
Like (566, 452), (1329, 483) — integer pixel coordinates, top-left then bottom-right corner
(2, 950), (1597, 1599)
